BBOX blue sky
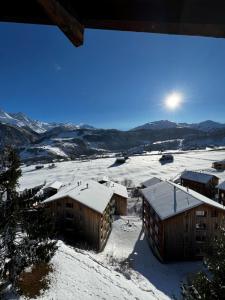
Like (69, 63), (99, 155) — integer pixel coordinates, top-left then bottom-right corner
(0, 22), (225, 129)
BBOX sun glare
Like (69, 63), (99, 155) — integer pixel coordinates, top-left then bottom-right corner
(165, 92), (182, 110)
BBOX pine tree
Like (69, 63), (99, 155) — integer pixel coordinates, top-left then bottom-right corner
(0, 146), (22, 288)
(0, 146), (57, 294)
(182, 227), (225, 300)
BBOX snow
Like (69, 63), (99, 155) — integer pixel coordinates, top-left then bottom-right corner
(17, 217), (200, 300)
(103, 180), (128, 199)
(16, 149), (225, 299)
(43, 180), (113, 214)
(142, 180), (225, 220)
(142, 177), (162, 188)
(19, 149), (225, 191)
(44, 180), (63, 191)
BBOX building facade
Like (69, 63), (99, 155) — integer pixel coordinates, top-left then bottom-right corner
(142, 181), (225, 261)
(43, 180), (115, 251)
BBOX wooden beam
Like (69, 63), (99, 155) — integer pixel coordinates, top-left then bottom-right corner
(37, 0), (84, 47)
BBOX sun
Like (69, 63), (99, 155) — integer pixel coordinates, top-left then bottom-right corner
(165, 92), (183, 110)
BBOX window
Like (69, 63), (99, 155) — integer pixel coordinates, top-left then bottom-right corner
(196, 210), (207, 217)
(57, 202), (61, 207)
(154, 224), (159, 234)
(215, 223), (219, 230)
(66, 203), (73, 208)
(196, 223), (206, 230)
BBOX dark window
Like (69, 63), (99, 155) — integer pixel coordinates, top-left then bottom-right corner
(57, 202), (61, 207)
(66, 203), (73, 208)
(66, 212), (73, 219)
(196, 223), (206, 230)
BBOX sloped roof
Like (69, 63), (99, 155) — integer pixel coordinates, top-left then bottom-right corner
(217, 181), (225, 191)
(44, 181), (63, 190)
(103, 181), (128, 199)
(142, 177), (162, 188)
(43, 180), (113, 214)
(142, 181), (225, 220)
(181, 170), (217, 184)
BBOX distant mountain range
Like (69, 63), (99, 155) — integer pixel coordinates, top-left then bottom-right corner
(131, 120), (225, 132)
(0, 107), (225, 163)
(0, 108), (94, 133)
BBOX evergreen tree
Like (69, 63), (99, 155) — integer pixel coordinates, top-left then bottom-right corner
(0, 146), (57, 294)
(182, 227), (225, 300)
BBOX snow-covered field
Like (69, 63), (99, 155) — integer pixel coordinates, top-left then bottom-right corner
(20, 149), (225, 190)
(17, 149), (225, 300)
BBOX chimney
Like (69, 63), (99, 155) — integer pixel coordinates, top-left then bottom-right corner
(86, 183), (89, 189)
(174, 186), (177, 212)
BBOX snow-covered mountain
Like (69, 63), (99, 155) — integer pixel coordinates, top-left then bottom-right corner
(0, 108), (94, 133)
(132, 120), (225, 132)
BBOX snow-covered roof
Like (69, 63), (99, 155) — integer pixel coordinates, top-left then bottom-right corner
(180, 170), (217, 184)
(43, 180), (113, 214)
(142, 181), (225, 220)
(44, 180), (63, 191)
(142, 177), (162, 188)
(103, 181), (128, 199)
(217, 181), (225, 191)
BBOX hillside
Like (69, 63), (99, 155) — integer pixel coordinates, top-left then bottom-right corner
(0, 107), (225, 162)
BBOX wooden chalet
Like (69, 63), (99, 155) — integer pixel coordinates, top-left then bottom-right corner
(180, 171), (219, 198)
(142, 181), (225, 261)
(43, 180), (115, 251)
(103, 181), (128, 216)
(212, 160), (225, 170)
(2, 1), (225, 48)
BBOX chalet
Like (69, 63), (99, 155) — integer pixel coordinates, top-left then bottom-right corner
(43, 180), (114, 251)
(141, 177), (162, 189)
(43, 181), (63, 197)
(142, 181), (225, 261)
(103, 181), (128, 215)
(212, 160), (225, 170)
(180, 171), (219, 198)
(216, 181), (225, 205)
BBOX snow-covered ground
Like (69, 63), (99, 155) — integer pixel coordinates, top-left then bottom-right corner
(19, 149), (225, 190)
(17, 149), (225, 300)
(19, 217), (200, 300)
